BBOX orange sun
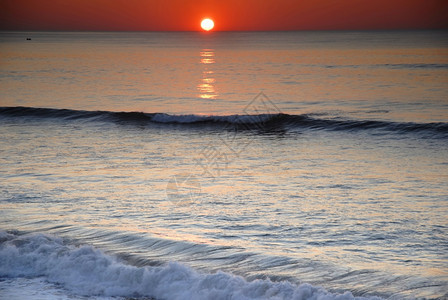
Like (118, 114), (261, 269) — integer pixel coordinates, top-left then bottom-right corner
(201, 18), (214, 31)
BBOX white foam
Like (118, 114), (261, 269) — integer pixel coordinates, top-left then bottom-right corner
(0, 232), (382, 300)
(0, 277), (112, 300)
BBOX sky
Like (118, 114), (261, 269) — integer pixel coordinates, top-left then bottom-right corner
(1, 0), (447, 31)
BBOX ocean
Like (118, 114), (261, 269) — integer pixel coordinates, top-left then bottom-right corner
(0, 30), (447, 299)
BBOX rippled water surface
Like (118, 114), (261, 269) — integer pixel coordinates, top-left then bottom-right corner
(1, 31), (447, 299)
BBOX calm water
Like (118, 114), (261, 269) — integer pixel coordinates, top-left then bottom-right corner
(0, 31), (447, 300)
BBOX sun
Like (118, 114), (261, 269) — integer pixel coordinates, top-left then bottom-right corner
(201, 18), (214, 31)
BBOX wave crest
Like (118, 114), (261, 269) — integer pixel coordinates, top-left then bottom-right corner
(0, 231), (381, 300)
(1, 106), (447, 137)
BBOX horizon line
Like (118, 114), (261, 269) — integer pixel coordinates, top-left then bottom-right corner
(2, 28), (448, 33)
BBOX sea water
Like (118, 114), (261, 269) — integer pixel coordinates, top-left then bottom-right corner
(0, 31), (447, 299)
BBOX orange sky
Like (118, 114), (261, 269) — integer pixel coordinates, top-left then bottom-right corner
(1, 0), (447, 31)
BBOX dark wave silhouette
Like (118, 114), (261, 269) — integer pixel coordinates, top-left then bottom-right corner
(1, 106), (447, 137)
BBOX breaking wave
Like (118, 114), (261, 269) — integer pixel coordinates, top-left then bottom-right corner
(0, 231), (382, 300)
(1, 106), (447, 137)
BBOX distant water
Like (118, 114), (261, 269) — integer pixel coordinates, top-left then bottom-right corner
(1, 31), (447, 299)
